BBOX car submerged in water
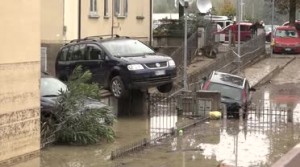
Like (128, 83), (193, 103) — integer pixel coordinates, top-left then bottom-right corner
(201, 71), (256, 118)
(40, 73), (108, 118)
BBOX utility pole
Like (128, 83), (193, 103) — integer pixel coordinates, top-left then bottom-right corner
(237, 0), (241, 74)
(183, 1), (188, 90)
(271, 0), (275, 57)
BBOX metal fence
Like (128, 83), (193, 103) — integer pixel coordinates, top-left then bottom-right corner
(187, 34), (266, 93)
(110, 92), (212, 160)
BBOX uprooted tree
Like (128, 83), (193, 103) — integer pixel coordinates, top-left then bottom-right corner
(41, 66), (115, 145)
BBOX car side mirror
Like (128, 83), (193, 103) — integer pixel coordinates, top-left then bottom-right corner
(249, 87), (256, 91)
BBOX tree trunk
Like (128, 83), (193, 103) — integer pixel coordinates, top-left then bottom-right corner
(289, 0), (296, 24)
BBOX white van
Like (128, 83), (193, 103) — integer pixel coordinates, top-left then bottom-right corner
(204, 15), (233, 30)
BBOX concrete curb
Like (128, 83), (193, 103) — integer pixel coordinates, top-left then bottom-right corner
(253, 57), (296, 88)
(272, 143), (300, 167)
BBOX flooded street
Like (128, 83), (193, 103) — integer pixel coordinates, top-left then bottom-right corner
(15, 57), (300, 167)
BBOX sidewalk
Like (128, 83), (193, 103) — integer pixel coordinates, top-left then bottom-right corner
(243, 57), (295, 87)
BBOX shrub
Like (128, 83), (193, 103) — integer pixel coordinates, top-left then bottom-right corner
(41, 66), (115, 145)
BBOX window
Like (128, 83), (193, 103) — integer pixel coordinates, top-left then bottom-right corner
(67, 45), (74, 60)
(89, 0), (99, 18)
(70, 44), (86, 61)
(101, 39), (154, 57)
(58, 48), (69, 61)
(114, 0), (128, 17)
(104, 0), (109, 17)
(86, 45), (103, 60)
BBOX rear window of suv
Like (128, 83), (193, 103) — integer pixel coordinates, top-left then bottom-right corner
(101, 39), (155, 57)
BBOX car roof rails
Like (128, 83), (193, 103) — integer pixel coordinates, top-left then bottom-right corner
(65, 35), (131, 46)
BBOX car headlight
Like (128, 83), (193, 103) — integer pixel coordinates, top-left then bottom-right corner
(168, 60), (176, 67)
(127, 64), (144, 70)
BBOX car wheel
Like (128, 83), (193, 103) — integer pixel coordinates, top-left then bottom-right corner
(157, 82), (173, 93)
(110, 76), (127, 98)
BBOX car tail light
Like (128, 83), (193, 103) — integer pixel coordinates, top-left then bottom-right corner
(242, 89), (247, 103)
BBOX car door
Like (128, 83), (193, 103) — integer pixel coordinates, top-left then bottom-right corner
(84, 44), (107, 85)
(240, 25), (251, 41)
(56, 47), (69, 80)
(57, 45), (77, 80)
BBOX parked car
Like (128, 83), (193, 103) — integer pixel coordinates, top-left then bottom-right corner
(41, 73), (108, 117)
(201, 71), (256, 117)
(272, 26), (300, 54)
(55, 35), (177, 98)
(216, 22), (252, 42)
(282, 20), (300, 26)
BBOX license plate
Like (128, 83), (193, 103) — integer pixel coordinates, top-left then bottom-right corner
(155, 70), (165, 76)
(285, 48), (291, 51)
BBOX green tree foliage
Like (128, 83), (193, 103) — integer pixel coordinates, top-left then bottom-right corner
(153, 0), (177, 13)
(220, 0), (236, 18)
(41, 66), (115, 145)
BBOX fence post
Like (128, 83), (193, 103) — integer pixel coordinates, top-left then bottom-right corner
(287, 109), (293, 123)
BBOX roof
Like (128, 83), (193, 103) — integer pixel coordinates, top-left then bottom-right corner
(276, 25), (296, 30)
(209, 71), (245, 89)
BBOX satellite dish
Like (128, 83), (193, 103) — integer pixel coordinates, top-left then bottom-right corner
(196, 0), (212, 14)
(179, 0), (194, 7)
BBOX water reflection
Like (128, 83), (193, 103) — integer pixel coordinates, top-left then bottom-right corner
(13, 84), (300, 167)
(195, 120), (270, 167)
(150, 115), (177, 140)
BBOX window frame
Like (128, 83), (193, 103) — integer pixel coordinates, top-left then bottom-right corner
(89, 0), (99, 18)
(114, 0), (128, 18)
(104, 0), (109, 18)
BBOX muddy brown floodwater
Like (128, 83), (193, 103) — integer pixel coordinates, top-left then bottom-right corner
(14, 83), (300, 167)
(15, 58), (300, 167)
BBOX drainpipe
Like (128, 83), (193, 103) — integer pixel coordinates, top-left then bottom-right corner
(149, 0), (153, 46)
(111, 0), (114, 37)
(78, 0), (81, 39)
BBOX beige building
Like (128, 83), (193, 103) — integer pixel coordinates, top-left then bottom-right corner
(0, 0), (152, 165)
(41, 0), (152, 75)
(41, 0), (152, 43)
(64, 0), (152, 42)
(0, 0), (41, 166)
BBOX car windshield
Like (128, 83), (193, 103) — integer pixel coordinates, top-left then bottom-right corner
(41, 77), (67, 97)
(101, 39), (155, 57)
(207, 82), (242, 101)
(275, 29), (298, 38)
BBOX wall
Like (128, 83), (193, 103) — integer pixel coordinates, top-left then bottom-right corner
(41, 0), (64, 43)
(0, 0), (40, 165)
(65, 0), (151, 41)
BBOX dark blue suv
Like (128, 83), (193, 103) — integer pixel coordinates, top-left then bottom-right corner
(55, 35), (177, 98)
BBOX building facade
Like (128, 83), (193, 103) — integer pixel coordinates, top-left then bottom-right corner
(0, 0), (41, 166)
(42, 0), (152, 75)
(64, 0), (152, 42)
